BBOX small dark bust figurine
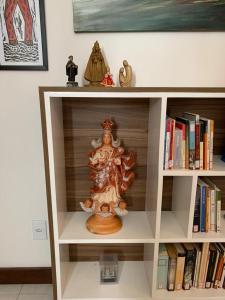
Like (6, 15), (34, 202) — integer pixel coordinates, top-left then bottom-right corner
(66, 55), (78, 87)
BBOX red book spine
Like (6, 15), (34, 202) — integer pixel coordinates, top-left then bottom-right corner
(195, 123), (200, 169)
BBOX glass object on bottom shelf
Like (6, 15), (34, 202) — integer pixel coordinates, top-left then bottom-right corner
(100, 253), (118, 283)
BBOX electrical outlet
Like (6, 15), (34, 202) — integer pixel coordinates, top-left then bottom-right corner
(32, 220), (48, 240)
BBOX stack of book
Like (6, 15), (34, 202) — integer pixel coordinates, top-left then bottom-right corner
(193, 178), (221, 233)
(157, 243), (225, 291)
(164, 113), (214, 170)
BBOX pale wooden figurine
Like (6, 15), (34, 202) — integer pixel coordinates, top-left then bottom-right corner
(80, 119), (136, 234)
(119, 60), (132, 87)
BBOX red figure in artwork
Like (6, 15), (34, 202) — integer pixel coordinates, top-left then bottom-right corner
(4, 0), (33, 45)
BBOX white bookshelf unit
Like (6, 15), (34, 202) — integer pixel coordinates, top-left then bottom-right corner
(39, 87), (225, 300)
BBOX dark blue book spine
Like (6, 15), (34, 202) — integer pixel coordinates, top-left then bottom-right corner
(200, 186), (206, 232)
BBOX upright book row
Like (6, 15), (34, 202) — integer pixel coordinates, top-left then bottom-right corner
(193, 177), (221, 233)
(164, 112), (214, 170)
(157, 243), (225, 292)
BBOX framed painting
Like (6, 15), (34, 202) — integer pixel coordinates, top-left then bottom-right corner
(73, 0), (225, 32)
(0, 0), (48, 70)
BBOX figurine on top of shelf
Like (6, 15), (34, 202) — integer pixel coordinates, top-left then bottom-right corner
(84, 41), (107, 87)
(80, 119), (136, 235)
(66, 55), (78, 87)
(119, 60), (133, 87)
(100, 66), (115, 87)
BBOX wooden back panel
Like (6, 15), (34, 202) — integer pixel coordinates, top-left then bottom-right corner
(69, 244), (144, 261)
(63, 98), (149, 211)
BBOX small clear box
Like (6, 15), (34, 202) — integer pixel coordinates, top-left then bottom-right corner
(99, 253), (118, 283)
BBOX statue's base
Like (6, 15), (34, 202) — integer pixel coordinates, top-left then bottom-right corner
(86, 214), (122, 235)
(84, 82), (104, 87)
(67, 82), (78, 87)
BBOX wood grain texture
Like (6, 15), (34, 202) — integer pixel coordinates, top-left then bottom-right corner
(167, 98), (225, 155)
(63, 98), (149, 212)
(0, 268), (52, 284)
(162, 177), (173, 211)
(69, 244), (144, 261)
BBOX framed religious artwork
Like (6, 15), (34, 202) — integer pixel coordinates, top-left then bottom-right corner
(0, 0), (48, 70)
(73, 0), (225, 32)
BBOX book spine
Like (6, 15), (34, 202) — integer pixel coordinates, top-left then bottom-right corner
(157, 257), (169, 289)
(216, 190), (221, 233)
(173, 129), (183, 169)
(200, 186), (206, 232)
(175, 122), (186, 169)
(167, 257), (176, 291)
(175, 256), (186, 290)
(206, 120), (210, 170)
(194, 250), (201, 287)
(219, 263), (225, 288)
(214, 254), (224, 288)
(205, 187), (210, 233)
(210, 190), (216, 232)
(206, 250), (217, 288)
(198, 243), (210, 288)
(203, 250), (210, 288)
(209, 120), (214, 170)
(183, 250), (195, 290)
(169, 119), (175, 169)
(195, 122), (200, 169)
(193, 186), (200, 232)
(164, 119), (171, 170)
(203, 122), (208, 170)
(200, 121), (204, 170)
(189, 120), (195, 170)
(212, 250), (220, 287)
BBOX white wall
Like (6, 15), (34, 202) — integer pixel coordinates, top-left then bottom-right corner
(0, 0), (225, 267)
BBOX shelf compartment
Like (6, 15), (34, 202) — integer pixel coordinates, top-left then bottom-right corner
(155, 288), (225, 299)
(59, 243), (154, 300)
(163, 155), (225, 176)
(58, 211), (154, 244)
(160, 176), (194, 240)
(61, 261), (151, 300)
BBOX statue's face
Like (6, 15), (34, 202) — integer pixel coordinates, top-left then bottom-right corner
(103, 133), (112, 145)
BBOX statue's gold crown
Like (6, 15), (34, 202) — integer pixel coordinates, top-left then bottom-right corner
(101, 119), (114, 133)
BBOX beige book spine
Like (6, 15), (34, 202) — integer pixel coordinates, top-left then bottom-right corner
(198, 243), (210, 288)
(175, 256), (185, 290)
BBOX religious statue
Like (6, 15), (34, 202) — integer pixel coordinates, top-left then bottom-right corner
(84, 41), (107, 86)
(100, 66), (115, 87)
(80, 119), (136, 234)
(119, 60), (133, 87)
(66, 55), (78, 87)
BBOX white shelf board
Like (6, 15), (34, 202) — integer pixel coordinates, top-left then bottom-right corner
(160, 211), (187, 241)
(62, 261), (151, 300)
(192, 211), (225, 242)
(163, 155), (225, 176)
(58, 211), (154, 244)
(155, 288), (225, 299)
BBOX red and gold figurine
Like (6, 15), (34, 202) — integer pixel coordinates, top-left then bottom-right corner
(80, 119), (136, 234)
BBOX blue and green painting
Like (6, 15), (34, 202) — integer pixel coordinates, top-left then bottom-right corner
(73, 0), (225, 32)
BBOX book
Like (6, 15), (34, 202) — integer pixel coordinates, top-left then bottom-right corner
(198, 178), (208, 232)
(169, 118), (175, 169)
(175, 121), (186, 169)
(193, 244), (202, 288)
(164, 117), (171, 170)
(209, 120), (214, 170)
(203, 178), (221, 233)
(193, 185), (201, 233)
(157, 244), (169, 289)
(198, 243), (210, 288)
(166, 244), (177, 291)
(205, 186), (210, 233)
(174, 243), (186, 290)
(182, 243), (196, 290)
(200, 117), (210, 170)
(214, 243), (225, 288)
(211, 245), (220, 287)
(202, 178), (216, 232)
(183, 112), (200, 169)
(176, 117), (190, 169)
(199, 121), (205, 170)
(205, 244), (217, 288)
(173, 128), (183, 169)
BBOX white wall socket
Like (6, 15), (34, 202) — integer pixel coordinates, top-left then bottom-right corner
(32, 220), (48, 240)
